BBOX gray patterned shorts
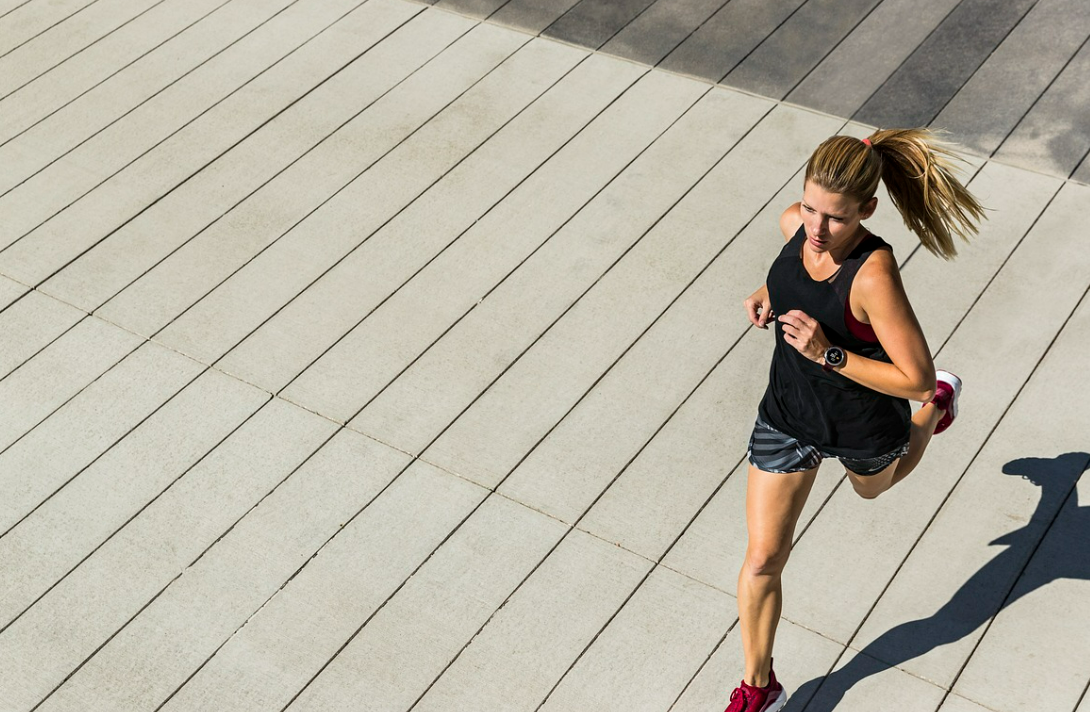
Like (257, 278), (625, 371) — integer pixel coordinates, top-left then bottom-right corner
(748, 417), (910, 477)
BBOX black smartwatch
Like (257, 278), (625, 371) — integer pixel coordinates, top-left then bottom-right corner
(822, 346), (846, 372)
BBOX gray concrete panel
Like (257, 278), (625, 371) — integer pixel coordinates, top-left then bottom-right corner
(932, 0), (1090, 156)
(0, 0), (299, 195)
(0, 341), (213, 536)
(0, 0), (400, 278)
(724, 0), (882, 100)
(489, 0), (580, 35)
(0, 366), (259, 628)
(995, 36), (1090, 178)
(153, 34), (576, 364)
(0, 316), (141, 453)
(787, 0), (962, 118)
(657, 0), (805, 83)
(157, 461), (487, 712)
(1074, 151), (1090, 185)
(854, 0), (1037, 129)
(0, 0), (231, 142)
(434, 0), (507, 20)
(41, 5), (467, 313)
(542, 0), (657, 49)
(0, 0), (163, 98)
(0, 289), (83, 379)
(283, 497), (566, 712)
(218, 52), (640, 394)
(0, 398), (334, 711)
(408, 531), (650, 712)
(601, 0), (729, 67)
(671, 618), (843, 712)
(0, 274), (27, 310)
(37, 429), (411, 712)
(538, 567), (731, 711)
(0, 0), (97, 56)
(804, 650), (948, 710)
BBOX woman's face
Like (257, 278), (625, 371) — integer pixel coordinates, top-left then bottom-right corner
(800, 181), (875, 253)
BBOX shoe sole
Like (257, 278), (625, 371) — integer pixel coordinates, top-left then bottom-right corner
(936, 369), (962, 421)
(763, 690), (788, 712)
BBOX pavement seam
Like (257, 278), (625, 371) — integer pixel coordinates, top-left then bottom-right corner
(0, 0), (308, 195)
(0, 0), (100, 61)
(0, 0), (174, 102)
(0, 0), (383, 267)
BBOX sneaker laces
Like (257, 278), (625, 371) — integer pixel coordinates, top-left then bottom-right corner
(727, 685), (752, 711)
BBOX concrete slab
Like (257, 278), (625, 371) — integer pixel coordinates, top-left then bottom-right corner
(218, 52), (641, 393)
(0, 0), (230, 147)
(542, 0), (657, 49)
(41, 4), (465, 313)
(153, 35), (578, 364)
(931, 0), (1090, 156)
(953, 459), (1090, 712)
(0, 0), (96, 56)
(155, 461), (488, 712)
(408, 530), (651, 712)
(0, 0), (162, 99)
(0, 0), (401, 280)
(335, 84), (771, 466)
(89, 19), (525, 338)
(293, 70), (705, 433)
(490, 0), (582, 35)
(786, 0), (963, 118)
(0, 367), (262, 628)
(0, 0), (298, 194)
(800, 649), (947, 712)
(283, 496), (566, 712)
(494, 168), (794, 524)
(995, 36), (1090, 179)
(670, 618), (842, 712)
(425, 107), (833, 544)
(724, 0), (882, 100)
(1074, 152), (1090, 185)
(0, 398), (334, 711)
(601, 0), (730, 68)
(937, 695), (998, 712)
(433, 0), (506, 21)
(0, 288), (84, 379)
(279, 66), (700, 426)
(538, 566), (732, 711)
(36, 428), (412, 712)
(854, 0), (1037, 128)
(0, 274), (27, 311)
(0, 316), (141, 453)
(657, 0), (805, 83)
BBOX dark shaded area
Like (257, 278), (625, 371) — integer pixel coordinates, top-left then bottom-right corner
(787, 452), (1090, 711)
(491, 0), (581, 35)
(854, 0), (1038, 128)
(543, 0), (658, 49)
(601, 0), (729, 67)
(722, 0), (881, 99)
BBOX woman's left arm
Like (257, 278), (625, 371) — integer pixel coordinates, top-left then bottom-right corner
(777, 250), (937, 402)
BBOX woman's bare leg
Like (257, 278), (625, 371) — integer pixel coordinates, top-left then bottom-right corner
(847, 401), (943, 498)
(738, 463), (818, 687)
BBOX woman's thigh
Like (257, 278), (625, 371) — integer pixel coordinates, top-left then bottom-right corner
(745, 463), (819, 558)
(844, 458), (901, 499)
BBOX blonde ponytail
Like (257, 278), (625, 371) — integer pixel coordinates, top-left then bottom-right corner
(805, 129), (986, 259)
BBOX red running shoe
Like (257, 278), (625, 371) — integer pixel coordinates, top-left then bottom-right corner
(724, 665), (787, 712)
(931, 370), (962, 434)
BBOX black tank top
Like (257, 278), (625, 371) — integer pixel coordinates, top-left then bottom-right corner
(758, 225), (911, 458)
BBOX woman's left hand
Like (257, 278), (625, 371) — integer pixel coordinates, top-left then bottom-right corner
(777, 310), (831, 363)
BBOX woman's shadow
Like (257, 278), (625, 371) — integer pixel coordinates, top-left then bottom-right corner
(788, 452), (1090, 711)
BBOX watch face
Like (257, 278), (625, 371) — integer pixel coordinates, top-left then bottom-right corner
(825, 347), (845, 366)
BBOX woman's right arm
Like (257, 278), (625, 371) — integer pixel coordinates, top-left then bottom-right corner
(744, 204), (802, 328)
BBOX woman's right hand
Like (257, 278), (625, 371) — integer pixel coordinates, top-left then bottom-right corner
(744, 285), (774, 329)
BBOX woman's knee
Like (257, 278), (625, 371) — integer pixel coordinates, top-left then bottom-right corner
(849, 478), (885, 499)
(743, 543), (792, 578)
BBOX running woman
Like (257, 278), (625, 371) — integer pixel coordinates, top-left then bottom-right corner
(725, 130), (985, 712)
